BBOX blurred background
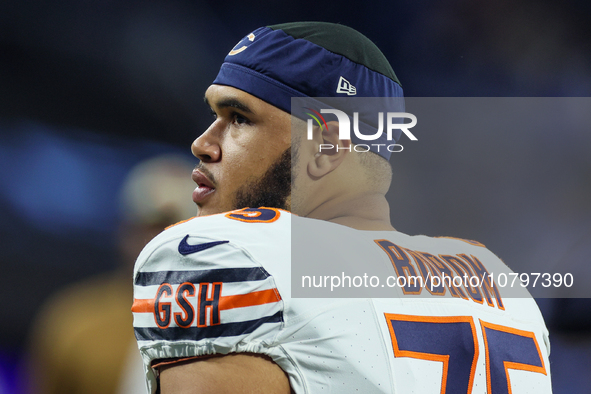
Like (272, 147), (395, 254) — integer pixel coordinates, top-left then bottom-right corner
(1, 0), (590, 392)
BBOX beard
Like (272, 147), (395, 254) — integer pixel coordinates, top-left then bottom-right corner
(233, 147), (292, 211)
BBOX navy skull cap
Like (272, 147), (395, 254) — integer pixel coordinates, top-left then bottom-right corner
(212, 22), (405, 160)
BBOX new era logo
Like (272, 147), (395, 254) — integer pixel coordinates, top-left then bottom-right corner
(336, 76), (356, 95)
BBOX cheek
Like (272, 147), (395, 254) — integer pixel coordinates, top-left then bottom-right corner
(230, 142), (276, 170)
(219, 147), (267, 189)
(221, 125), (289, 181)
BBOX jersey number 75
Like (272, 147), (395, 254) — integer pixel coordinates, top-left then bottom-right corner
(385, 314), (547, 394)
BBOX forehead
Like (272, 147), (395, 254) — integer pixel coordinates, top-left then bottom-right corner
(205, 84), (283, 115)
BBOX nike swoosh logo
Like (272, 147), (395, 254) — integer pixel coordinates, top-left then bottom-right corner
(178, 235), (229, 255)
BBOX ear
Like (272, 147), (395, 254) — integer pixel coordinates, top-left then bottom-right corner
(308, 120), (351, 178)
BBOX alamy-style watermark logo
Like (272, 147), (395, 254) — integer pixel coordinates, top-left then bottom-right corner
(305, 107), (417, 153)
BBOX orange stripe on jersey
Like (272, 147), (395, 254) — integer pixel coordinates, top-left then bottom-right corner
(131, 298), (155, 313)
(219, 289), (282, 310)
(165, 216), (197, 230)
(132, 289), (281, 314)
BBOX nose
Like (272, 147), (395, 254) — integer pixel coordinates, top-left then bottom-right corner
(191, 126), (221, 163)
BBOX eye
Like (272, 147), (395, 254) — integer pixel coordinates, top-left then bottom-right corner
(208, 108), (217, 120)
(232, 112), (251, 126)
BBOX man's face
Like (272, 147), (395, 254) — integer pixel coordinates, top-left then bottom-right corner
(191, 85), (292, 216)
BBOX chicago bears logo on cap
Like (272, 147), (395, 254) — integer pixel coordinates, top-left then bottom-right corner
(229, 33), (256, 56)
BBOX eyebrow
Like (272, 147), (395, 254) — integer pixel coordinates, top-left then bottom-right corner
(204, 96), (254, 114)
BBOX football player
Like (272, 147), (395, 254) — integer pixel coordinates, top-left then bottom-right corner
(132, 22), (552, 393)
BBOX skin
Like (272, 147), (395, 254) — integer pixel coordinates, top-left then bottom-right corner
(161, 84), (394, 393)
(191, 85), (292, 217)
(291, 119), (395, 231)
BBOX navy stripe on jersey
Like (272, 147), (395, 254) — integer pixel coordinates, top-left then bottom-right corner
(135, 267), (270, 287)
(134, 310), (283, 342)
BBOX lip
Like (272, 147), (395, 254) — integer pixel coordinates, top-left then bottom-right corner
(192, 169), (216, 204)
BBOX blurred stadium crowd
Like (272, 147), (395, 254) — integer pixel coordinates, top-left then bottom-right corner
(1, 0), (590, 392)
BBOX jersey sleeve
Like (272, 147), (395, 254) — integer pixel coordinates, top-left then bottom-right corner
(131, 216), (285, 393)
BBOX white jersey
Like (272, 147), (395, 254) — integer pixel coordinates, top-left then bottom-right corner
(132, 207), (552, 393)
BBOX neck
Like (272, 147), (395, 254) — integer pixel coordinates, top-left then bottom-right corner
(304, 193), (396, 231)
